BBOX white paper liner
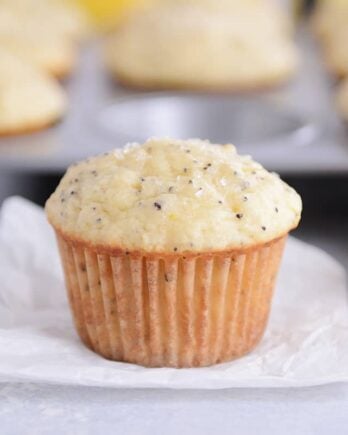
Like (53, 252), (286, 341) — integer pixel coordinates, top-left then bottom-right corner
(0, 197), (347, 388)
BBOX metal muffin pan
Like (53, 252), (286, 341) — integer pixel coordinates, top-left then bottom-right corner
(0, 29), (347, 174)
(98, 94), (317, 148)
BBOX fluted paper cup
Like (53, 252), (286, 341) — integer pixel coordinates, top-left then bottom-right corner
(55, 231), (287, 368)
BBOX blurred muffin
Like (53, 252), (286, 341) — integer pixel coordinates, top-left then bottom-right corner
(105, 1), (298, 91)
(337, 79), (348, 121)
(46, 138), (302, 368)
(168, 0), (293, 33)
(311, 0), (348, 41)
(0, 0), (90, 42)
(0, 48), (67, 135)
(0, 3), (81, 77)
(312, 0), (348, 77)
(323, 41), (348, 78)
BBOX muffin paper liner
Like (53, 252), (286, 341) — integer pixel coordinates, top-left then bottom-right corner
(56, 232), (287, 368)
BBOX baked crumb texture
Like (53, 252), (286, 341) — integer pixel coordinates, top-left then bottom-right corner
(46, 138), (302, 253)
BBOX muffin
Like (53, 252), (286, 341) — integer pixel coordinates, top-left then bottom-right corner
(0, 48), (67, 135)
(337, 79), (348, 121)
(0, 0), (90, 42)
(312, 0), (348, 77)
(105, 1), (298, 91)
(45, 138), (302, 367)
(0, 7), (77, 78)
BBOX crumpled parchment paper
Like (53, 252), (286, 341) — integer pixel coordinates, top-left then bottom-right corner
(0, 197), (347, 389)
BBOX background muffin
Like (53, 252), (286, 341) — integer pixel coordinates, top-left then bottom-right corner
(0, 0), (90, 42)
(105, 1), (298, 91)
(337, 79), (348, 122)
(0, 48), (67, 136)
(0, 0), (89, 77)
(46, 138), (301, 368)
(311, 0), (348, 77)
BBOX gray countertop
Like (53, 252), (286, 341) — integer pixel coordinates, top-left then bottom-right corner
(1, 381), (348, 435)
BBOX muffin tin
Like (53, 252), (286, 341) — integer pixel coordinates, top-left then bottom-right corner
(0, 29), (347, 174)
(98, 95), (316, 149)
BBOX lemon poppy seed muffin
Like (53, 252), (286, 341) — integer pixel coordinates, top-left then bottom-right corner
(0, 7), (77, 78)
(105, 1), (298, 91)
(337, 79), (348, 121)
(0, 48), (67, 135)
(1, 0), (90, 42)
(312, 0), (348, 77)
(46, 138), (302, 368)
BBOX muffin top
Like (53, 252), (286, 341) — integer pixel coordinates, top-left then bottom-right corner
(46, 138), (302, 253)
(105, 1), (297, 89)
(1, 0), (90, 40)
(0, 48), (66, 133)
(0, 7), (76, 77)
(0, 0), (90, 42)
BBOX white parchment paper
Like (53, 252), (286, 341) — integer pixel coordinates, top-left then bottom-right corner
(0, 197), (347, 389)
